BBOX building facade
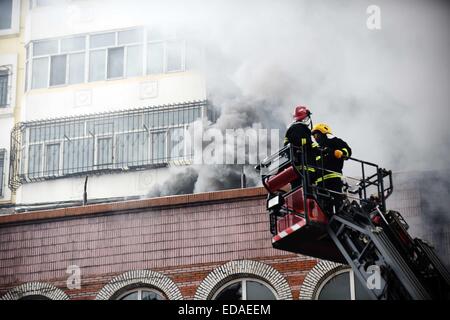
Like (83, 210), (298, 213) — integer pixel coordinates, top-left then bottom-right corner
(2, 0), (208, 208)
(0, 187), (374, 300)
(0, 0), (25, 206)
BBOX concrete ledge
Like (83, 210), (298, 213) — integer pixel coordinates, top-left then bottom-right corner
(0, 187), (267, 225)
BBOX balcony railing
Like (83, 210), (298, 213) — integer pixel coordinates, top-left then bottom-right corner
(9, 100), (207, 190)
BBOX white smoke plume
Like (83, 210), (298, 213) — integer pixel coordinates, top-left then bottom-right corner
(135, 0), (449, 196)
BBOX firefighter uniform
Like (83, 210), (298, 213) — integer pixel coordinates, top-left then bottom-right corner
(312, 123), (352, 214)
(284, 106), (318, 190)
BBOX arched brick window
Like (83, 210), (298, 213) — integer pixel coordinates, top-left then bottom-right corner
(96, 269), (183, 300)
(1, 282), (69, 300)
(299, 260), (372, 300)
(194, 260), (292, 300)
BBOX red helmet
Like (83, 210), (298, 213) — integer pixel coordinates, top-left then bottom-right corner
(293, 106), (311, 121)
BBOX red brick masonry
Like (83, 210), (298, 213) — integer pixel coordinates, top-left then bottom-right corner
(0, 187), (318, 299)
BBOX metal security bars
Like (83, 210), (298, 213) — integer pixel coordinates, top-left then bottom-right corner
(9, 100), (206, 190)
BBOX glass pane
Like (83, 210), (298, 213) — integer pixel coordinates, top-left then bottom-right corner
(0, 71), (8, 106)
(89, 50), (106, 81)
(354, 275), (373, 300)
(120, 291), (139, 300)
(50, 55), (67, 86)
(61, 36), (85, 52)
(116, 132), (149, 166)
(126, 45), (143, 77)
(32, 57), (49, 89)
(90, 32), (115, 48)
(166, 41), (183, 72)
(63, 138), (94, 175)
(107, 47), (124, 78)
(28, 144), (42, 178)
(246, 281), (276, 300)
(147, 42), (164, 74)
(169, 127), (184, 159)
(33, 40), (58, 56)
(45, 143), (60, 175)
(151, 132), (166, 163)
(215, 282), (242, 300)
(142, 291), (164, 300)
(97, 137), (113, 167)
(318, 272), (351, 300)
(68, 53), (85, 84)
(0, 0), (12, 30)
(118, 29), (142, 45)
(0, 150), (4, 196)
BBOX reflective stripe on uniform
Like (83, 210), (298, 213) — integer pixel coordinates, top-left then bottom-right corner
(342, 148), (349, 157)
(295, 165), (316, 172)
(301, 138), (307, 146)
(315, 172), (342, 183)
(316, 155), (322, 161)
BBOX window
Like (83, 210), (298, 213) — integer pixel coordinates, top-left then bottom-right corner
(96, 136), (113, 168)
(0, 0), (19, 36)
(107, 47), (124, 79)
(45, 143), (60, 176)
(0, 149), (5, 197)
(10, 102), (205, 183)
(50, 55), (67, 86)
(27, 27), (187, 90)
(0, 0), (13, 31)
(166, 41), (184, 72)
(213, 279), (277, 300)
(146, 42), (164, 74)
(89, 50), (106, 82)
(68, 53), (85, 84)
(126, 45), (143, 77)
(117, 288), (166, 300)
(0, 67), (10, 107)
(316, 269), (372, 300)
(31, 57), (49, 89)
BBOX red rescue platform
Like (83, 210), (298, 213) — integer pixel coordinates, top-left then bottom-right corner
(261, 147), (345, 263)
(270, 187), (346, 263)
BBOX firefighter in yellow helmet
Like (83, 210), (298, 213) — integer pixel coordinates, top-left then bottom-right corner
(312, 123), (352, 214)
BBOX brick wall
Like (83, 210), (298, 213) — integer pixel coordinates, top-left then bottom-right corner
(0, 187), (318, 300)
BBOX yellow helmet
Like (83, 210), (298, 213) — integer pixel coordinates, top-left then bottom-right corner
(312, 123), (332, 135)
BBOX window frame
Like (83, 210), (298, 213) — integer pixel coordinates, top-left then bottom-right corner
(116, 287), (166, 300)
(15, 103), (204, 181)
(0, 0), (20, 37)
(26, 26), (186, 91)
(315, 268), (358, 300)
(0, 149), (6, 197)
(212, 278), (278, 300)
(0, 65), (12, 108)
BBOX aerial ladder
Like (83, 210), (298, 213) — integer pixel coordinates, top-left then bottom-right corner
(256, 144), (450, 300)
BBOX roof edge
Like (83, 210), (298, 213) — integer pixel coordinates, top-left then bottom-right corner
(0, 187), (267, 225)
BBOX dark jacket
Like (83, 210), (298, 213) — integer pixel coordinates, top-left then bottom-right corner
(284, 122), (317, 166)
(316, 136), (352, 175)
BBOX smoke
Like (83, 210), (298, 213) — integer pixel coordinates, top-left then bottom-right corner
(134, 0), (449, 197)
(147, 167), (198, 197)
(54, 0), (450, 199)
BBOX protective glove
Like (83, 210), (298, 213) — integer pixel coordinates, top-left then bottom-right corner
(334, 149), (344, 159)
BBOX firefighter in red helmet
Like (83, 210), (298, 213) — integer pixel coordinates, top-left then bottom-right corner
(284, 106), (318, 189)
